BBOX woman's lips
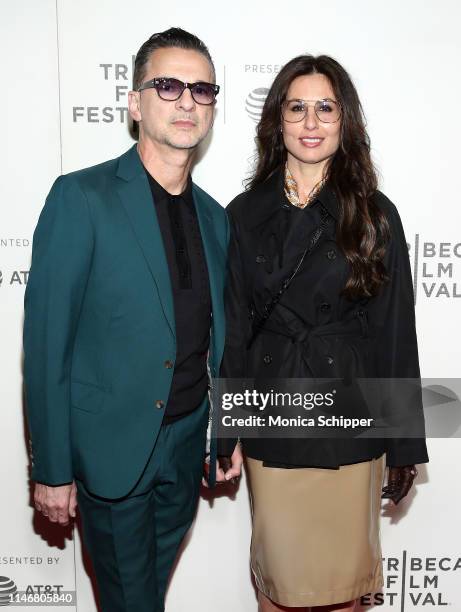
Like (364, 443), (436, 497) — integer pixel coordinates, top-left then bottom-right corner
(299, 137), (324, 148)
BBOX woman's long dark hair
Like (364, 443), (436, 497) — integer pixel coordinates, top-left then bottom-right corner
(250, 55), (389, 299)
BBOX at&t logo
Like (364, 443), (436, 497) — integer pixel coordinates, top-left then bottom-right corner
(245, 88), (269, 122)
(0, 576), (17, 606)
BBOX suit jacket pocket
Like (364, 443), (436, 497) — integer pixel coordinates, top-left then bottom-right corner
(71, 380), (106, 414)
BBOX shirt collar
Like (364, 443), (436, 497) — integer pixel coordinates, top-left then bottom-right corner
(144, 166), (194, 210)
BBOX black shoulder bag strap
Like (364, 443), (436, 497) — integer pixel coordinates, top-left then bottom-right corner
(247, 205), (332, 349)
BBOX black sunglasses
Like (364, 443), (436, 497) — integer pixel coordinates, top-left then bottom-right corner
(137, 77), (220, 105)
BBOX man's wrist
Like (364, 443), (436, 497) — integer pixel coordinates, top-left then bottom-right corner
(34, 480), (74, 487)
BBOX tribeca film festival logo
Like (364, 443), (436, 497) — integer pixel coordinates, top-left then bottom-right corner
(72, 57), (135, 124)
(360, 552), (461, 608)
(409, 237), (461, 302)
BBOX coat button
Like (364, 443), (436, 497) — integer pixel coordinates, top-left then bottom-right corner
(327, 249), (337, 260)
(164, 360), (174, 369)
(320, 302), (331, 312)
(256, 255), (266, 264)
(263, 354), (272, 364)
(326, 356), (334, 365)
(155, 400), (164, 409)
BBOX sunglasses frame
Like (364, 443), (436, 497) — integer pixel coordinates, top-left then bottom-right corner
(137, 77), (220, 105)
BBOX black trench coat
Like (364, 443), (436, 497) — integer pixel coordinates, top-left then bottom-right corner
(218, 169), (429, 469)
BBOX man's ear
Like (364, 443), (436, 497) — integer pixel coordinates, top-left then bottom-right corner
(128, 90), (142, 123)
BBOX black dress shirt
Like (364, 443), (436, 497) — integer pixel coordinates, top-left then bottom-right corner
(144, 169), (211, 423)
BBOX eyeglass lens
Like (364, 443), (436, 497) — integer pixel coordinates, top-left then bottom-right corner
(282, 99), (340, 123)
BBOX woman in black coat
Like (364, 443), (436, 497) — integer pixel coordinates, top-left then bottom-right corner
(216, 55), (428, 612)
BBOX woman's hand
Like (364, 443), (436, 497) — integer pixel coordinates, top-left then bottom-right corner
(202, 443), (244, 487)
(381, 465), (418, 505)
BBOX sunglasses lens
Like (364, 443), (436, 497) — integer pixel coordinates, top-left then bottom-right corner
(191, 83), (216, 105)
(157, 78), (184, 101)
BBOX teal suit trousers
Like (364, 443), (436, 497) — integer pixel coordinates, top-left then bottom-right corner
(76, 396), (209, 612)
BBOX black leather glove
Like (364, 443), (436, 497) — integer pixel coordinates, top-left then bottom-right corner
(381, 465), (418, 505)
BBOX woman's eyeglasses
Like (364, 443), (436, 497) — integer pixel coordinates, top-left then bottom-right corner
(282, 98), (341, 123)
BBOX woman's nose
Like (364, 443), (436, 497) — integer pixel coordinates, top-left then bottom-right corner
(303, 105), (319, 129)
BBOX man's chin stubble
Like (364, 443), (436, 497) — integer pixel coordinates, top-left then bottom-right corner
(163, 136), (204, 151)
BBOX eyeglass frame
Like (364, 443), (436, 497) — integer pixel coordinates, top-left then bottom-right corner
(281, 98), (342, 124)
(137, 77), (220, 105)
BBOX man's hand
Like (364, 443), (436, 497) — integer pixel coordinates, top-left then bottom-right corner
(34, 481), (77, 526)
(381, 465), (418, 505)
(202, 443), (244, 488)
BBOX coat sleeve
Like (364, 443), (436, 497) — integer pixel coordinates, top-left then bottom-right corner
(367, 192), (429, 467)
(217, 207), (251, 456)
(23, 174), (94, 485)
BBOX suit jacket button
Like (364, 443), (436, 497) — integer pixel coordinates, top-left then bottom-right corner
(256, 255), (266, 264)
(164, 360), (174, 369)
(320, 302), (331, 312)
(263, 354), (272, 364)
(327, 249), (337, 260)
(155, 400), (164, 409)
(326, 355), (334, 365)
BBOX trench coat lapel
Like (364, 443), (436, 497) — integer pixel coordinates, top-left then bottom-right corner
(243, 168), (340, 231)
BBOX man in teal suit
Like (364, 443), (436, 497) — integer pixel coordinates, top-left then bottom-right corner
(24, 28), (239, 611)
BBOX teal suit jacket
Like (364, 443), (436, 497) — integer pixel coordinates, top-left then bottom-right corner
(24, 145), (228, 498)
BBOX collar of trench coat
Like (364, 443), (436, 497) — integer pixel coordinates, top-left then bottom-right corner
(241, 168), (340, 231)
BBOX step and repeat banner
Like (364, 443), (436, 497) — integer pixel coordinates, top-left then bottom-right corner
(1, 1), (460, 610)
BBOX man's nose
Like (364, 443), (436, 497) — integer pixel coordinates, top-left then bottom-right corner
(176, 87), (196, 112)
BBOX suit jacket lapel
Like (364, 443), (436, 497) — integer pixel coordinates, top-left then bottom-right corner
(116, 145), (175, 337)
(193, 188), (225, 374)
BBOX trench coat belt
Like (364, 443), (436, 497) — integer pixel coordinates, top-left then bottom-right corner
(259, 310), (369, 345)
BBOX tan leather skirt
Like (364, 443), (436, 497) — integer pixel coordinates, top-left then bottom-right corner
(245, 454), (386, 607)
